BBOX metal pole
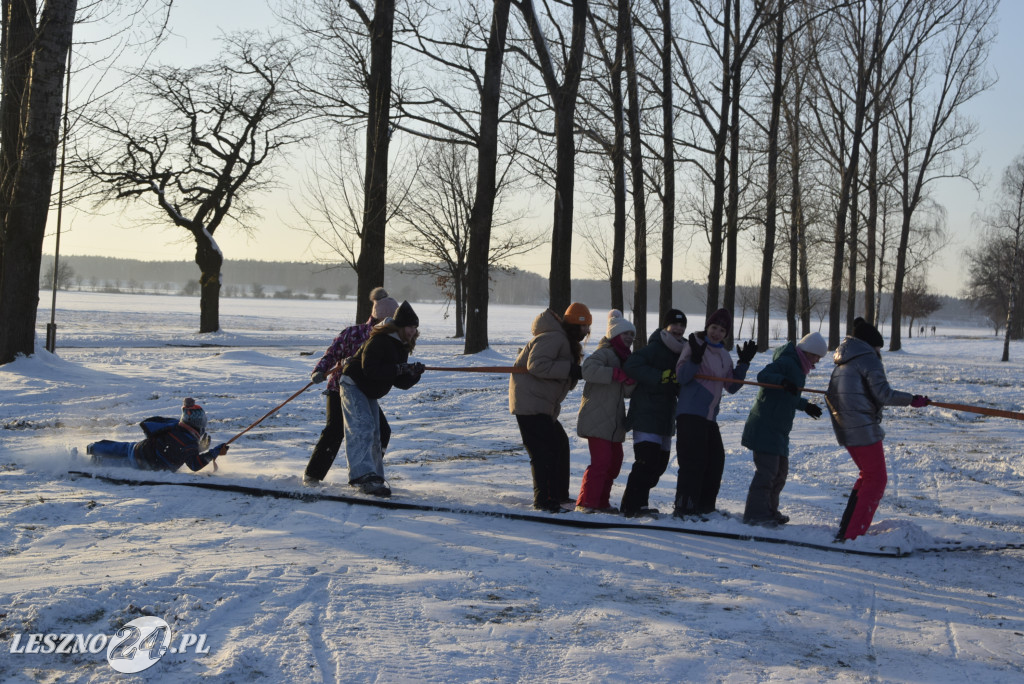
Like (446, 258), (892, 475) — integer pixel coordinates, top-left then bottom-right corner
(45, 41), (72, 353)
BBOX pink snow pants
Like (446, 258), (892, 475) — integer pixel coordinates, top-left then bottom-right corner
(576, 438), (624, 509)
(843, 441), (888, 540)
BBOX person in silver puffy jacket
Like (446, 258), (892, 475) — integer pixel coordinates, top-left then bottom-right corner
(825, 318), (929, 540)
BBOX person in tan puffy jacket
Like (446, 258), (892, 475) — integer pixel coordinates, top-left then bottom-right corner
(574, 310), (637, 514)
(509, 303), (591, 513)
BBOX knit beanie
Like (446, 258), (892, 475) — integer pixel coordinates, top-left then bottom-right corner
(370, 286), (400, 321)
(705, 308), (732, 333)
(605, 309), (636, 340)
(662, 309), (687, 330)
(563, 302), (593, 327)
(393, 300), (419, 327)
(181, 398), (207, 432)
(852, 317), (884, 348)
(796, 331), (828, 357)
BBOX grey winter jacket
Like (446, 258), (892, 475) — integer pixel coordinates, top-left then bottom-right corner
(825, 336), (913, 447)
(577, 338), (635, 442)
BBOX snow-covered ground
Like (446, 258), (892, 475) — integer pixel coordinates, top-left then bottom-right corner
(2, 291), (1023, 682)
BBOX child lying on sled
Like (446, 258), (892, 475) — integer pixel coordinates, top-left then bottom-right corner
(87, 398), (228, 472)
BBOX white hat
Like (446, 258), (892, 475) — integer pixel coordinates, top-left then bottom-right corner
(797, 332), (828, 357)
(606, 309), (636, 340)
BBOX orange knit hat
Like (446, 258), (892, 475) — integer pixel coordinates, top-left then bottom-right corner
(563, 302), (592, 326)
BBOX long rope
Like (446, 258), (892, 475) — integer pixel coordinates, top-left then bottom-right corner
(225, 381), (314, 445)
(420, 367), (1024, 422)
(694, 374), (1024, 421)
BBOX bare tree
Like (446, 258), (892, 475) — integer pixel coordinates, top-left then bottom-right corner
(392, 141), (540, 337)
(0, 0), (76, 363)
(285, 0), (398, 324)
(888, 0), (995, 351)
(289, 130), (415, 272)
(900, 274), (941, 338)
(515, 0), (589, 313)
(74, 37), (303, 332)
(975, 152), (1024, 360)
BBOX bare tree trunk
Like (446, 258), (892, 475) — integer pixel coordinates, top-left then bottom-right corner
(658, 0), (675, 323)
(0, 0), (76, 364)
(846, 169), (861, 331)
(610, 1), (627, 312)
(706, 0), (732, 318)
(196, 239), (223, 334)
(519, 0), (588, 314)
(757, 1), (785, 351)
(464, 0), (511, 354)
(723, 0), (741, 331)
(355, 0), (395, 324)
(623, 0), (647, 348)
(864, 102), (881, 326)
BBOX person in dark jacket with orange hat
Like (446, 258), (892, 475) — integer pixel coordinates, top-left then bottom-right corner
(338, 301), (424, 497)
(509, 302), (591, 513)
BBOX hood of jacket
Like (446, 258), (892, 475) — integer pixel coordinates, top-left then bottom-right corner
(832, 336), (877, 366)
(531, 308), (565, 337)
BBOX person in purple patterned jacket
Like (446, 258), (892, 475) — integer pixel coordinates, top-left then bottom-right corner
(303, 287), (399, 485)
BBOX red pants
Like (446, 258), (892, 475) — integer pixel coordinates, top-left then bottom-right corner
(841, 441), (888, 540)
(576, 438), (624, 509)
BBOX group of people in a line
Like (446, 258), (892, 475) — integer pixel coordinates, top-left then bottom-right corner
(506, 301), (929, 541)
(86, 286), (930, 542)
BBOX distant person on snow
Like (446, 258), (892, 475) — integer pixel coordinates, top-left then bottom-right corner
(87, 398), (227, 472)
(303, 286), (400, 486)
(826, 317), (929, 541)
(672, 308), (757, 520)
(574, 310), (637, 514)
(338, 300), (424, 497)
(509, 302), (591, 513)
(617, 309), (688, 518)
(741, 332), (827, 528)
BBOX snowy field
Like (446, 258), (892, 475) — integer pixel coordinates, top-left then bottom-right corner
(2, 291), (1023, 682)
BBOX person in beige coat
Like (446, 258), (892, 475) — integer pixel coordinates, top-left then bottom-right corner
(575, 310), (637, 513)
(509, 302), (591, 513)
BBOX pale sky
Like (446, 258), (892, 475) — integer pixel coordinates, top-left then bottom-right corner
(43, 0), (1024, 297)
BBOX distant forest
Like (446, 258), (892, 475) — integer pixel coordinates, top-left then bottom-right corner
(44, 255), (985, 327)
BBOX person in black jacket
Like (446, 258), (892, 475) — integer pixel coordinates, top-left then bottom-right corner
(338, 300), (424, 496)
(86, 398), (228, 472)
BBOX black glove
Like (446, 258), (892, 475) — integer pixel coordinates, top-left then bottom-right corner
(410, 362), (426, 375)
(780, 379), (800, 396)
(569, 363), (583, 380)
(803, 403), (822, 419)
(737, 340), (757, 365)
(687, 334), (707, 365)
(311, 370), (327, 384)
(396, 362), (412, 376)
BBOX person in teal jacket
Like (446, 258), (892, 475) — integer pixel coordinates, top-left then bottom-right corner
(741, 332), (827, 527)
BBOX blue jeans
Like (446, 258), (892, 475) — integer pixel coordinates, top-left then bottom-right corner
(88, 440), (142, 469)
(338, 376), (383, 482)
